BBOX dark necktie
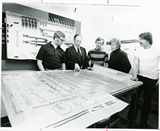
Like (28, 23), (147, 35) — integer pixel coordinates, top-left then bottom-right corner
(77, 48), (83, 68)
(78, 48), (81, 56)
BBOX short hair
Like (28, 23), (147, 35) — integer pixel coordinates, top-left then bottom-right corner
(53, 31), (65, 40)
(110, 38), (121, 49)
(95, 37), (104, 44)
(73, 34), (80, 40)
(139, 32), (152, 45)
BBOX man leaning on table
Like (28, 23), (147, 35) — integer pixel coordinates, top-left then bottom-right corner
(36, 31), (66, 71)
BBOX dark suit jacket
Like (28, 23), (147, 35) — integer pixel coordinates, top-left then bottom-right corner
(65, 46), (89, 70)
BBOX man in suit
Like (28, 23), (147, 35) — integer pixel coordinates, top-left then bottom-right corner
(65, 34), (88, 71)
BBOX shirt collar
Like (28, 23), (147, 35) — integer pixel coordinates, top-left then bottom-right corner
(73, 45), (80, 52)
(94, 48), (102, 51)
(51, 41), (58, 49)
(112, 48), (120, 53)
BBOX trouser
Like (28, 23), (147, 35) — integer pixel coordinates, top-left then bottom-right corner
(137, 75), (158, 127)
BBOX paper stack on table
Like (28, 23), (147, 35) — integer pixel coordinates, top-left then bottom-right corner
(2, 70), (128, 128)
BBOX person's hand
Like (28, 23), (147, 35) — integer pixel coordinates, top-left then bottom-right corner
(74, 64), (80, 72)
(104, 63), (108, 67)
(130, 76), (138, 81)
(87, 66), (93, 71)
(62, 63), (66, 71)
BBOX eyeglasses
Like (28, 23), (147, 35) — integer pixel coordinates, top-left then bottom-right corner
(56, 35), (65, 42)
(58, 37), (65, 42)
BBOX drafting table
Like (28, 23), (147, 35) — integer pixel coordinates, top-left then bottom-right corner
(1, 65), (142, 128)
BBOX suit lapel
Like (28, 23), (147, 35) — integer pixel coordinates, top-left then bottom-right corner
(72, 46), (81, 57)
(72, 46), (77, 55)
(80, 47), (85, 59)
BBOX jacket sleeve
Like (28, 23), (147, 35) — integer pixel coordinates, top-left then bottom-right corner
(84, 48), (89, 68)
(121, 53), (131, 73)
(104, 53), (109, 63)
(36, 45), (45, 60)
(65, 47), (79, 70)
(65, 48), (73, 70)
(88, 51), (91, 61)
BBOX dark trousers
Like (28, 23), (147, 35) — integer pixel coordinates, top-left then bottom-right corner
(137, 75), (158, 127)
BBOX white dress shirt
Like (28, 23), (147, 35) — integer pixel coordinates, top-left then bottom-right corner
(135, 47), (160, 80)
(74, 45), (82, 55)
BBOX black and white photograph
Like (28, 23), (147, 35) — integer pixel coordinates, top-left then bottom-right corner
(1, 1), (160, 130)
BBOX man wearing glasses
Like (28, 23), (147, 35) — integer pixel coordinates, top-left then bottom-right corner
(65, 34), (89, 71)
(36, 31), (66, 71)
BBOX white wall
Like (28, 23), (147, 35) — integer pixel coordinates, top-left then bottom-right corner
(75, 6), (142, 51)
(75, 4), (160, 52)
